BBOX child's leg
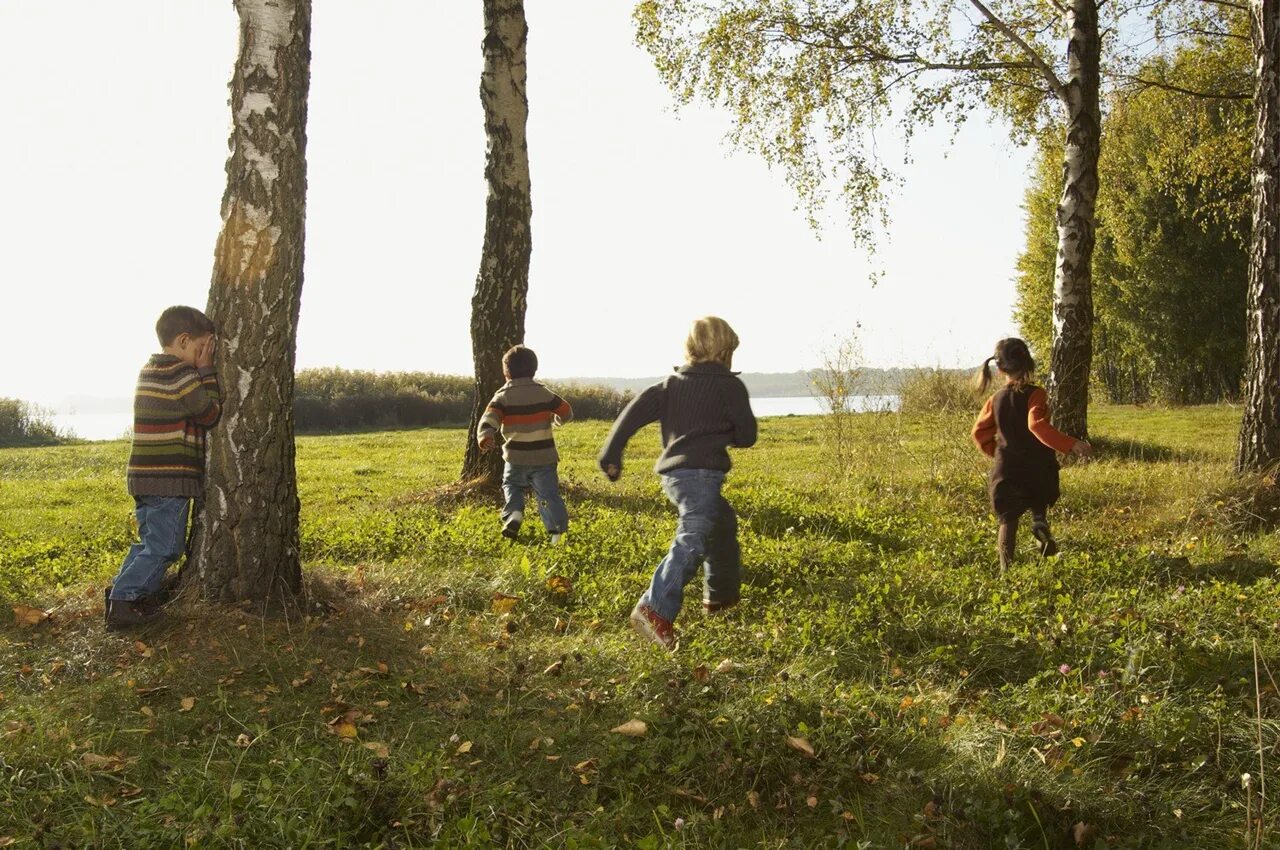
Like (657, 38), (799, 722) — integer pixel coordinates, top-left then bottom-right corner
(110, 496), (190, 601)
(528, 464), (568, 534)
(702, 494), (741, 611)
(501, 463), (527, 525)
(1030, 507), (1058, 556)
(640, 469), (723, 624)
(998, 514), (1018, 572)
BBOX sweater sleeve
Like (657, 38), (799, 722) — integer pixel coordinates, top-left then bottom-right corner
(551, 394), (574, 425)
(971, 396), (997, 458)
(477, 393), (504, 443)
(728, 377), (757, 448)
(181, 366), (222, 428)
(597, 383), (662, 474)
(1027, 387), (1078, 454)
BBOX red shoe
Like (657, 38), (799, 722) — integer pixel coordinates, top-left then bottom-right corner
(629, 603), (676, 650)
(702, 598), (739, 614)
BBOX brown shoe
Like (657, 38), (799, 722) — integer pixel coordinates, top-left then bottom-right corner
(106, 597), (163, 630)
(703, 598), (739, 614)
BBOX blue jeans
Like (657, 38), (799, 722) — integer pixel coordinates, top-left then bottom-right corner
(640, 468), (741, 623)
(110, 496), (191, 601)
(502, 463), (568, 534)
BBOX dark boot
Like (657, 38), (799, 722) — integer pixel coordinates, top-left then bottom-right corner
(106, 597), (163, 630)
(1030, 513), (1059, 557)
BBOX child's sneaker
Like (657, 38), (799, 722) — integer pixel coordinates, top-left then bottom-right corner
(549, 533), (563, 545)
(501, 512), (523, 541)
(629, 603), (675, 650)
(1031, 519), (1059, 557)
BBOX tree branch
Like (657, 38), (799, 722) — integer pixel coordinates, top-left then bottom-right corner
(965, 0), (1067, 97)
(1119, 73), (1250, 99)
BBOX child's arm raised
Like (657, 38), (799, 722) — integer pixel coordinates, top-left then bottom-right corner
(597, 384), (662, 481)
(1026, 387), (1090, 456)
(971, 397), (997, 458)
(180, 338), (221, 428)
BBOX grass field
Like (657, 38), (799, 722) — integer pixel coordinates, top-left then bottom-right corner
(0, 406), (1276, 848)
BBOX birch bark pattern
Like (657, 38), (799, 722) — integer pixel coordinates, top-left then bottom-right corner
(461, 0), (532, 484)
(1237, 0), (1280, 472)
(1045, 0), (1101, 440)
(191, 0), (310, 602)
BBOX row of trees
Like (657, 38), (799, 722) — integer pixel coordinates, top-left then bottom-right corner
(184, 0), (1277, 604)
(1016, 32), (1251, 404)
(634, 0), (1278, 471)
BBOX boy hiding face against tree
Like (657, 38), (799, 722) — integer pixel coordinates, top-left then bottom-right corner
(106, 306), (221, 629)
(477, 345), (574, 543)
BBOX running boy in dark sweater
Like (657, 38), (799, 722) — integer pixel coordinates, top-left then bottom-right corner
(106, 306), (221, 628)
(598, 316), (757, 650)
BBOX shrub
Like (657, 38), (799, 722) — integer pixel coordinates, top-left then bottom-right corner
(0, 398), (62, 447)
(898, 368), (985, 415)
(292, 368), (630, 433)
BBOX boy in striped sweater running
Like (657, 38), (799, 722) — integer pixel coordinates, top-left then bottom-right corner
(477, 345), (573, 543)
(106, 306), (221, 628)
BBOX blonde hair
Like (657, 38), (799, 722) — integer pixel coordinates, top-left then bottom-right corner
(685, 316), (740, 368)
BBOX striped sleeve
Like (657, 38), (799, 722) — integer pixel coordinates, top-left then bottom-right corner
(551, 394), (573, 424)
(180, 367), (222, 427)
(477, 393), (504, 442)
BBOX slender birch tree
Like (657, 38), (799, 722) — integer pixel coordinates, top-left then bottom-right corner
(1237, 0), (1280, 472)
(636, 0), (1117, 436)
(461, 0), (532, 485)
(190, 0), (311, 603)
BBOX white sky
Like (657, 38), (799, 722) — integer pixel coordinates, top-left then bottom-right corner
(0, 1), (1031, 409)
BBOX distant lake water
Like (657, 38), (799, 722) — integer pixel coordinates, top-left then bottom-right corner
(50, 394), (902, 441)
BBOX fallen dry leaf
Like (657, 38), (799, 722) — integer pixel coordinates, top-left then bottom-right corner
(545, 575), (572, 594)
(714, 658), (738, 674)
(0, 836), (15, 847)
(455, 740), (473, 755)
(806, 795), (818, 808)
(331, 721), (358, 739)
(785, 735), (816, 758)
(234, 733), (253, 748)
(81, 753), (124, 772)
(693, 665), (710, 683)
(544, 660), (564, 676)
(180, 697), (196, 712)
(1072, 821), (1095, 847)
(364, 741), (391, 758)
(610, 719), (647, 737)
(747, 790), (760, 809)
(491, 593), (520, 615)
(133, 641), (153, 659)
(12, 604), (50, 627)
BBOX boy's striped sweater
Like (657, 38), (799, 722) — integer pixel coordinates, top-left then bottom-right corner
(477, 378), (573, 466)
(126, 354), (222, 498)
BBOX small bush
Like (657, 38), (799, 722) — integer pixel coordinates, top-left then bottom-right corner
(898, 368), (985, 415)
(0, 398), (62, 447)
(292, 368), (631, 433)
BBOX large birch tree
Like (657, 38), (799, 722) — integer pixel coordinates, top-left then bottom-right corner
(1237, 0), (1280, 472)
(636, 0), (1120, 436)
(461, 0), (533, 485)
(190, 0), (311, 603)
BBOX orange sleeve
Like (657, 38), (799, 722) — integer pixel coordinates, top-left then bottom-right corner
(1026, 387), (1078, 454)
(971, 397), (997, 458)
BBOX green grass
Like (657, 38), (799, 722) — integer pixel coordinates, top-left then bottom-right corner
(0, 405), (1276, 848)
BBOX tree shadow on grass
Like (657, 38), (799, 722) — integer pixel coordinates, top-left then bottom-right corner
(1145, 552), (1276, 587)
(1089, 435), (1206, 463)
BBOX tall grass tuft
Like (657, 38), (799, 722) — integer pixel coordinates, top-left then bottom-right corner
(898, 367), (986, 415)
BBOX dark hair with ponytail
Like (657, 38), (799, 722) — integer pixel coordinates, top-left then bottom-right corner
(974, 337), (1035, 393)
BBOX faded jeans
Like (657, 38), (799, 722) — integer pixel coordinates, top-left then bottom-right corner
(110, 495), (191, 601)
(639, 468), (741, 623)
(502, 462), (569, 534)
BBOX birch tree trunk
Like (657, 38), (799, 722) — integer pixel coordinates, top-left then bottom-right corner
(191, 0), (310, 603)
(1237, 0), (1280, 472)
(461, 0), (532, 485)
(1045, 0), (1101, 440)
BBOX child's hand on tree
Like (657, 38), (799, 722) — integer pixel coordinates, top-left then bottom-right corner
(1071, 440), (1093, 458)
(195, 336), (217, 369)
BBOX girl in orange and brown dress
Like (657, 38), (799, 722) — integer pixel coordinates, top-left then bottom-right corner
(971, 338), (1092, 571)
